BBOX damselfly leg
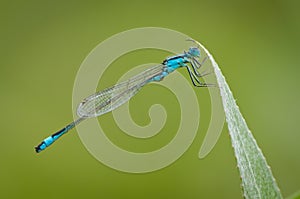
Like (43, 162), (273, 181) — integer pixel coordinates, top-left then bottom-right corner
(186, 57), (215, 87)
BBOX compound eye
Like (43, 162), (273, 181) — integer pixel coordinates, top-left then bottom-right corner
(189, 47), (200, 57)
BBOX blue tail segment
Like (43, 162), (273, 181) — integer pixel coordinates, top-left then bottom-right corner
(35, 127), (68, 153)
(35, 118), (84, 153)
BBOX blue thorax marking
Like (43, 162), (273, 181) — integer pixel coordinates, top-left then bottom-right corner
(151, 54), (190, 82)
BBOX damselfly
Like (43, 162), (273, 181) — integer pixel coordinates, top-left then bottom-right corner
(35, 39), (212, 153)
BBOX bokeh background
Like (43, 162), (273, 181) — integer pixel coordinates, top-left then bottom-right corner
(1, 0), (300, 198)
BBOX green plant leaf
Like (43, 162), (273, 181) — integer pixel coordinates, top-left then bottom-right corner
(197, 40), (283, 199)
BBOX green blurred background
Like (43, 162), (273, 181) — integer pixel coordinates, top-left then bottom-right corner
(1, 0), (300, 198)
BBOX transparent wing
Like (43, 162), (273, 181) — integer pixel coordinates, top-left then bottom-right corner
(77, 64), (165, 118)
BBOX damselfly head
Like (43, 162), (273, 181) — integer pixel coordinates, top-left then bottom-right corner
(188, 47), (200, 57)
